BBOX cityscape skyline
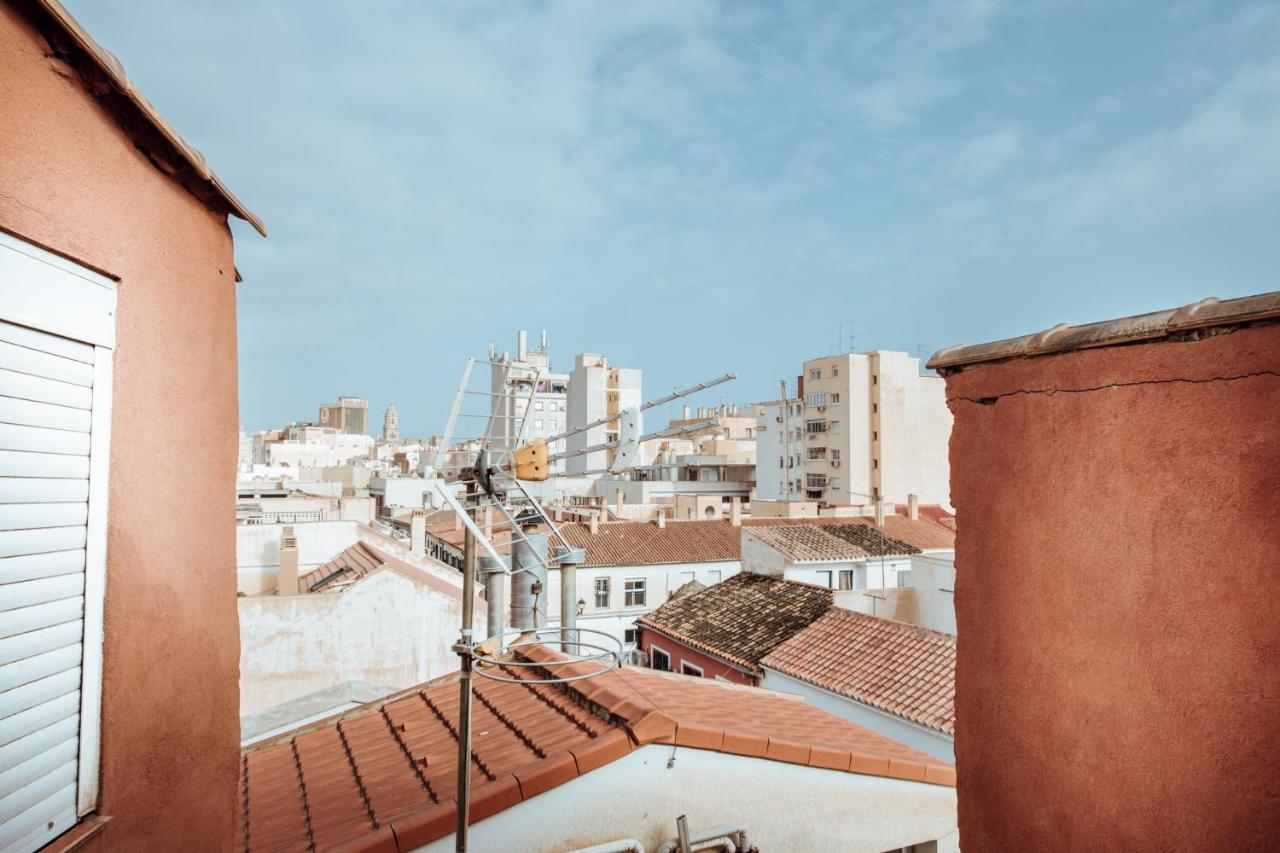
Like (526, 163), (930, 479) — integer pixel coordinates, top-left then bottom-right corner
(65, 0), (1280, 435)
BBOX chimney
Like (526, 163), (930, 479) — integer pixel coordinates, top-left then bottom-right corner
(278, 526), (300, 595)
(730, 497), (742, 527)
(616, 489), (624, 514)
(682, 405), (691, 419)
(517, 330), (528, 361)
(589, 513), (599, 535)
(410, 510), (426, 555)
(657, 510), (666, 529)
(907, 493), (919, 521)
(874, 500), (885, 527)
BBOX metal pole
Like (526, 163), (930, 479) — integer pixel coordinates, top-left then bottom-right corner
(560, 561), (576, 653)
(455, 481), (478, 852)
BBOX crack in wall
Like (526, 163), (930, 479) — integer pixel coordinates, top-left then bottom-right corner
(949, 370), (1280, 406)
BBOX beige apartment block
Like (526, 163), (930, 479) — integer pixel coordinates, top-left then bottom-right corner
(801, 351), (952, 507)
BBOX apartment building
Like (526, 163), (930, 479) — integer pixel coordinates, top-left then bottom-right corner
(755, 389), (804, 502)
(317, 396), (368, 435)
(565, 352), (642, 475)
(488, 330), (569, 472)
(801, 350), (951, 507)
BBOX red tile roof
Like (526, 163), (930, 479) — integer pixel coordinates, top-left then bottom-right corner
(241, 645), (954, 851)
(298, 541), (471, 602)
(762, 608), (956, 736)
(557, 519), (742, 567)
(743, 511), (956, 551)
(636, 573), (833, 673)
(744, 524), (920, 562)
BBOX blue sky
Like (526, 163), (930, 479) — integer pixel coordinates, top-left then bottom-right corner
(67, 1), (1280, 436)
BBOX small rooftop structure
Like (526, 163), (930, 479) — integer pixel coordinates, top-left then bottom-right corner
(763, 608), (956, 737)
(298, 540), (465, 597)
(637, 573), (833, 674)
(557, 518), (743, 567)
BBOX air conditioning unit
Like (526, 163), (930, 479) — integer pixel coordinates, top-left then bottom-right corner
(831, 460), (842, 468)
(775, 416), (783, 423)
(817, 406), (827, 413)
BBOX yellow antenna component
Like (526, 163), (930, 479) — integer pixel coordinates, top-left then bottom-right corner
(511, 438), (548, 481)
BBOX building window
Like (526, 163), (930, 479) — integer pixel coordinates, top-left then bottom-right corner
(805, 392), (827, 407)
(831, 393), (840, 404)
(897, 570), (912, 588)
(681, 661), (704, 677)
(832, 366), (839, 377)
(534, 401), (544, 411)
(829, 421), (839, 433)
(594, 577), (610, 608)
(832, 449), (840, 461)
(829, 478), (840, 489)
(625, 578), (647, 607)
(806, 474), (827, 488)
(873, 431), (878, 442)
(624, 628), (638, 645)
(709, 570), (722, 583)
(807, 447), (827, 460)
(817, 570), (833, 588)
(650, 646), (671, 671)
(839, 570), (854, 590)
(534, 419), (543, 430)
(779, 456), (784, 469)
(809, 368), (822, 380)
(806, 420), (828, 434)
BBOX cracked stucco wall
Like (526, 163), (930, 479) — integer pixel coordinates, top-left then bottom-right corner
(943, 321), (1280, 852)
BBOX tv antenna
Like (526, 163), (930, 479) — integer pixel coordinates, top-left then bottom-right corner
(422, 355), (735, 851)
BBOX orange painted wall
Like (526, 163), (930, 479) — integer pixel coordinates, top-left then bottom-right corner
(2, 5), (242, 850)
(943, 322), (1280, 851)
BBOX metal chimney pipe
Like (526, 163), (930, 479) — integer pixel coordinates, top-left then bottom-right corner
(479, 553), (510, 641)
(511, 528), (550, 632)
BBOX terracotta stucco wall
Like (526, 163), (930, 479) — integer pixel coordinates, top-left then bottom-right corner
(943, 323), (1280, 851)
(1, 6), (242, 850)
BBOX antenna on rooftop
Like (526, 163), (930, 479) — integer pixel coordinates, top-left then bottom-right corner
(423, 355), (735, 852)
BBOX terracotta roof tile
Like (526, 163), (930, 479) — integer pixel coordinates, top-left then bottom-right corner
(761, 608), (956, 736)
(636, 573), (833, 673)
(744, 512), (955, 552)
(557, 519), (741, 567)
(242, 645), (953, 852)
(744, 524), (921, 562)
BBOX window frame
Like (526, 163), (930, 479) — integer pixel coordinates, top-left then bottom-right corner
(680, 661), (704, 677)
(650, 645), (671, 671)
(593, 576), (610, 609)
(624, 577), (647, 607)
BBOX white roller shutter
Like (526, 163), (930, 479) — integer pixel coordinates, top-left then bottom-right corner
(0, 232), (114, 853)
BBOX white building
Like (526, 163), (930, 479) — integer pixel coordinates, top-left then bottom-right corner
(800, 350), (951, 507)
(238, 536), (481, 716)
(565, 352), (641, 475)
(740, 522), (921, 590)
(489, 330), (570, 473)
(755, 393), (804, 502)
(545, 518), (743, 653)
(761, 607), (956, 762)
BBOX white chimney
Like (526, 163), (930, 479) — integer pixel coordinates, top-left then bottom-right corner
(683, 405), (691, 419)
(907, 493), (919, 521)
(729, 497), (742, 527)
(278, 526), (300, 595)
(616, 489), (624, 514)
(517, 330), (528, 361)
(410, 510), (426, 555)
(874, 500), (885, 527)
(589, 513), (599, 535)
(657, 510), (666, 529)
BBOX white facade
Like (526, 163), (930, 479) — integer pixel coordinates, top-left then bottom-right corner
(414, 745), (957, 853)
(268, 430), (373, 469)
(489, 331), (569, 473)
(801, 351), (952, 507)
(540, 560), (739, 653)
(760, 669), (955, 762)
(236, 520), (361, 594)
(839, 553), (957, 634)
(565, 353), (642, 475)
(741, 528), (915, 591)
(754, 398), (804, 502)
(238, 569), (468, 716)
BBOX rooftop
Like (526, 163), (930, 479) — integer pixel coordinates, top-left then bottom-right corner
(557, 519), (743, 567)
(762, 608), (956, 736)
(742, 508), (956, 552)
(927, 291), (1280, 372)
(297, 540), (467, 600)
(637, 573), (833, 673)
(241, 644), (954, 851)
(745, 523), (921, 563)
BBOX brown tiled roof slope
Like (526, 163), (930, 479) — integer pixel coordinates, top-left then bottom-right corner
(241, 645), (953, 852)
(636, 573), (833, 673)
(298, 541), (467, 600)
(744, 512), (956, 551)
(763, 608), (956, 736)
(746, 524), (920, 562)
(557, 519), (742, 567)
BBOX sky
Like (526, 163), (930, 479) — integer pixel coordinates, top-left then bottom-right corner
(66, 0), (1280, 437)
